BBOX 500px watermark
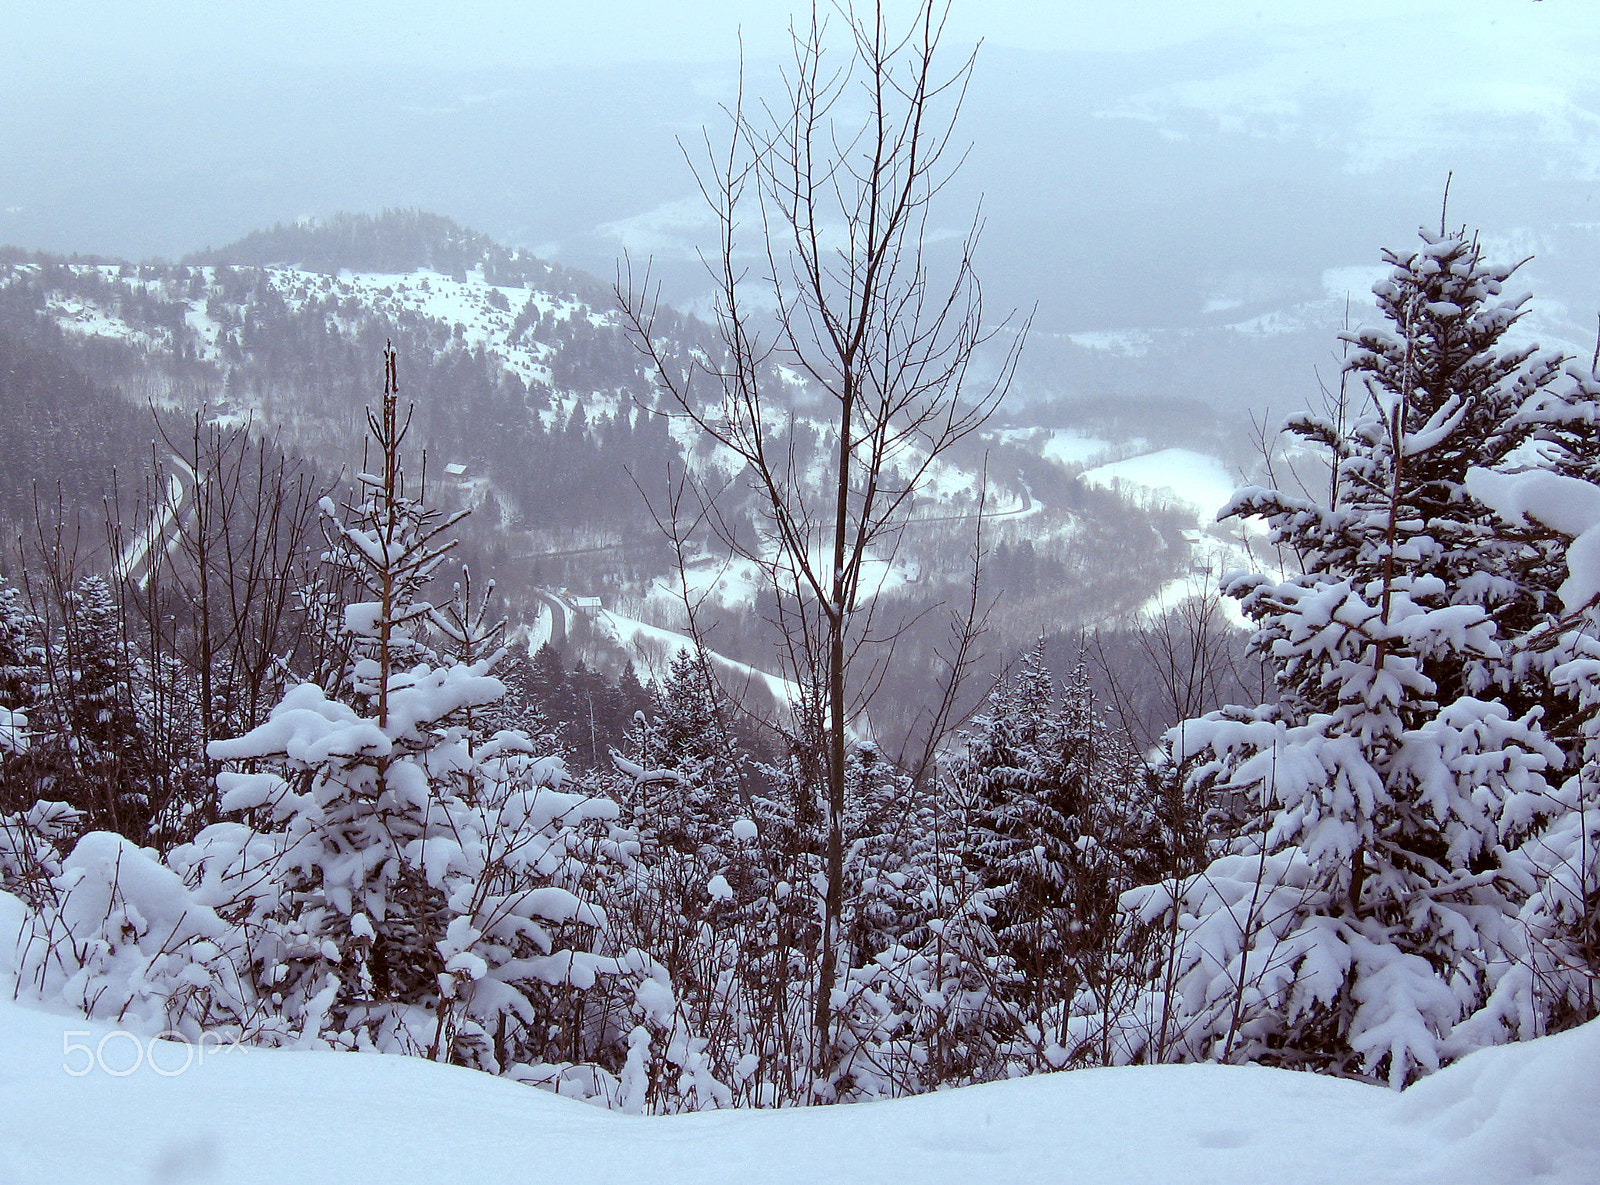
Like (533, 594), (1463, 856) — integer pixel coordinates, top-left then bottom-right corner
(63, 1030), (240, 1077)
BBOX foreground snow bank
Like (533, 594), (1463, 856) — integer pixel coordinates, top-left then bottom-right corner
(1395, 1019), (1600, 1184)
(0, 984), (1592, 1184)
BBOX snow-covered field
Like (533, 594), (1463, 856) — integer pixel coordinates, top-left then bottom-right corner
(1081, 448), (1241, 523)
(1040, 429), (1113, 468)
(1, 984), (1593, 1184)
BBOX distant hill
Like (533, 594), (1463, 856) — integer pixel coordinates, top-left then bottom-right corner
(184, 209), (614, 306)
(0, 215), (733, 591)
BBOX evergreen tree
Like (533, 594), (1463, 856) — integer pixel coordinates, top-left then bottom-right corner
(0, 578), (43, 710)
(33, 576), (151, 837)
(1125, 229), (1588, 1086)
(621, 648), (745, 853)
(1241, 229), (1578, 718)
(960, 643), (1069, 982)
(0, 578), (45, 813)
(840, 741), (928, 967)
(527, 641), (576, 731)
(1459, 443), (1600, 1041)
(956, 643), (1153, 1067)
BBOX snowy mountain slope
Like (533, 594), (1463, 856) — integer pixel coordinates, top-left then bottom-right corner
(0, 215), (1243, 754)
(1, 983), (1593, 1184)
(1, 254), (649, 431)
(1, 216), (1207, 634)
(1012, 238), (1599, 430)
(0, 221), (1019, 525)
(594, 606), (802, 711)
(1096, 10), (1600, 180)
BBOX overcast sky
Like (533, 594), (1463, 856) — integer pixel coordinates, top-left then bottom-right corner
(6, 0), (1600, 360)
(6, 0), (1595, 78)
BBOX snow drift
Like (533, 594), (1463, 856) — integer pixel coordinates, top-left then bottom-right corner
(0, 979), (1592, 1184)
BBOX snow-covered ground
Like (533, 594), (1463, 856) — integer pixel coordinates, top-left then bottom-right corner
(1067, 328), (1153, 357)
(1040, 429), (1113, 468)
(657, 555), (767, 613)
(0, 983), (1593, 1184)
(512, 600), (555, 655)
(1069, 446), (1294, 626)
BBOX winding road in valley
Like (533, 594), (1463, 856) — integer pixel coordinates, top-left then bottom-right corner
(113, 454), (196, 590)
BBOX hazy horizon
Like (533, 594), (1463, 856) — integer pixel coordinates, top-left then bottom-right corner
(5, 0), (1600, 376)
(13, 1), (1561, 78)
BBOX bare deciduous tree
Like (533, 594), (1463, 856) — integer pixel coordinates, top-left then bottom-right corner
(620, 0), (1025, 1068)
(102, 412), (345, 840)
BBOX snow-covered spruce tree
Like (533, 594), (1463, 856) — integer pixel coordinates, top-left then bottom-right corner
(955, 644), (1157, 1070)
(827, 742), (1012, 1098)
(603, 646), (801, 1108)
(1508, 639), (1600, 1035)
(957, 644), (1066, 999)
(617, 647), (745, 854)
(1462, 464), (1600, 1039)
(1254, 229), (1576, 717)
(0, 575), (112, 908)
(1124, 229), (1585, 1086)
(32, 575), (152, 838)
(0, 580), (79, 902)
(0, 576), (45, 813)
(1450, 313), (1600, 1039)
(0, 576), (43, 711)
(211, 346), (661, 1079)
(840, 742), (932, 968)
(24, 346), (683, 1106)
